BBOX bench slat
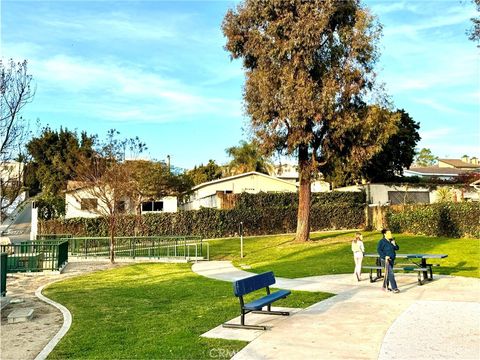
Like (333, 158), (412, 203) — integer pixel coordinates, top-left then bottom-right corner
(362, 266), (428, 271)
(244, 290), (291, 310)
(233, 272), (275, 297)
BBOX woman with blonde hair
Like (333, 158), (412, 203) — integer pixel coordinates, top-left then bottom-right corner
(351, 232), (365, 281)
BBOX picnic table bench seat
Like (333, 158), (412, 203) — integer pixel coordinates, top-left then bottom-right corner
(224, 271), (291, 330)
(362, 265), (430, 285)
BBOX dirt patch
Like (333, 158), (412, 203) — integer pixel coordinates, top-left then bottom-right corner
(0, 261), (126, 360)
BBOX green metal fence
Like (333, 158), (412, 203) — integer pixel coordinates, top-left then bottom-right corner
(37, 234), (72, 240)
(65, 236), (206, 260)
(0, 240), (69, 273)
(1, 253), (7, 296)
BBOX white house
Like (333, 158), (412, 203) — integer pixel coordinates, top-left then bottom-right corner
(336, 184), (431, 205)
(336, 183), (479, 205)
(272, 163), (330, 192)
(181, 171), (298, 210)
(65, 181), (177, 219)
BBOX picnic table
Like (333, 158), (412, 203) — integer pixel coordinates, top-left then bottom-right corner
(363, 253), (448, 285)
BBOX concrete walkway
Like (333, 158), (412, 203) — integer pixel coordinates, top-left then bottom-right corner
(192, 261), (480, 360)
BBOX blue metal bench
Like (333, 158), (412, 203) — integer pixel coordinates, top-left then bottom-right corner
(223, 271), (291, 330)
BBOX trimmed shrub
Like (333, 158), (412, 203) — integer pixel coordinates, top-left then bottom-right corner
(39, 204), (365, 238)
(235, 191), (366, 209)
(387, 202), (480, 238)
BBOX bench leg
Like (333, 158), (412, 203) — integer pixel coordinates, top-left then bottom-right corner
(223, 308), (269, 330)
(222, 323), (267, 330)
(251, 310), (290, 316)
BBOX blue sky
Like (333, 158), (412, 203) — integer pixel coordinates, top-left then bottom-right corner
(2, 0), (478, 169)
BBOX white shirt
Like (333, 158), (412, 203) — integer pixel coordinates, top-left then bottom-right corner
(351, 240), (365, 253)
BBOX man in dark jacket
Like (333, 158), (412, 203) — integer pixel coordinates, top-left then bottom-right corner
(377, 229), (400, 293)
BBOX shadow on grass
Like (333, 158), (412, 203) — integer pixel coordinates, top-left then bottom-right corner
(310, 231), (356, 242)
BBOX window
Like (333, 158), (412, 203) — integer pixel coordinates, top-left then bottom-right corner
(81, 198), (98, 211)
(153, 201), (164, 211)
(142, 201), (164, 212)
(388, 191), (430, 205)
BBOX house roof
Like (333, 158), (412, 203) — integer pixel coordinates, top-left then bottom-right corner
(191, 171), (299, 191)
(404, 167), (469, 176)
(66, 180), (89, 192)
(437, 159), (480, 169)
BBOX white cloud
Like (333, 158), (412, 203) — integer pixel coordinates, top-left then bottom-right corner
(420, 127), (454, 141)
(3, 41), (242, 124)
(368, 1), (419, 15)
(383, 5), (476, 38)
(414, 99), (466, 115)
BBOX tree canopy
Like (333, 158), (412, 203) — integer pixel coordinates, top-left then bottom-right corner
(26, 126), (95, 195)
(414, 148), (437, 167)
(226, 140), (273, 175)
(187, 160), (224, 186)
(324, 109), (420, 186)
(1, 59), (35, 214)
(223, 0), (398, 241)
(468, 0), (480, 46)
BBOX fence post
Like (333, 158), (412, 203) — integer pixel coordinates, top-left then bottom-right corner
(239, 222), (244, 259)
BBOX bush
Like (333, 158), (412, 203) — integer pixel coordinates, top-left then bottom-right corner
(39, 204), (365, 238)
(387, 202), (480, 238)
(235, 191), (366, 209)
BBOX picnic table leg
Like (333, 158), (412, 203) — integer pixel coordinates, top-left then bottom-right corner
(372, 257), (383, 282)
(421, 259), (431, 281)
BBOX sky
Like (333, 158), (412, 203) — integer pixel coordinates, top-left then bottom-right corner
(1, 0), (479, 169)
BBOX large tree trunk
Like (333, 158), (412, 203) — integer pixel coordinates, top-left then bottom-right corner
(295, 146), (311, 242)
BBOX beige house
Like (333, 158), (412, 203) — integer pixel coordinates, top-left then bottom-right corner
(0, 161), (24, 183)
(405, 156), (479, 180)
(181, 171), (298, 210)
(438, 156), (479, 170)
(65, 181), (177, 219)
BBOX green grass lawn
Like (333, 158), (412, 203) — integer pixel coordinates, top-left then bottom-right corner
(44, 263), (332, 360)
(208, 231), (480, 278)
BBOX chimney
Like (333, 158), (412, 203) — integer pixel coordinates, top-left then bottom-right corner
(166, 155), (171, 173)
(462, 155), (469, 163)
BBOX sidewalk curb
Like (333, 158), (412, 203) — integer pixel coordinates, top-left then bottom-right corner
(33, 280), (72, 360)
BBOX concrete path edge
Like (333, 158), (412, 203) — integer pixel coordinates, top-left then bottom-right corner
(33, 280), (72, 360)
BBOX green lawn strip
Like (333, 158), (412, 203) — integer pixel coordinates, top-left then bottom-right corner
(44, 263), (332, 360)
(208, 231), (479, 278)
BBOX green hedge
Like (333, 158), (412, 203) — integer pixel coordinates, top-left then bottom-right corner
(235, 191), (366, 209)
(387, 202), (480, 238)
(39, 204), (365, 238)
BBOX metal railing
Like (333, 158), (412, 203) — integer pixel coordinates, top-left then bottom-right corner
(44, 236), (207, 261)
(1, 253), (7, 295)
(0, 240), (69, 273)
(37, 234), (72, 240)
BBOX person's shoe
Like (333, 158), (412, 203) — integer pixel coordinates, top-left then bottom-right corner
(393, 288), (400, 293)
(356, 273), (361, 282)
